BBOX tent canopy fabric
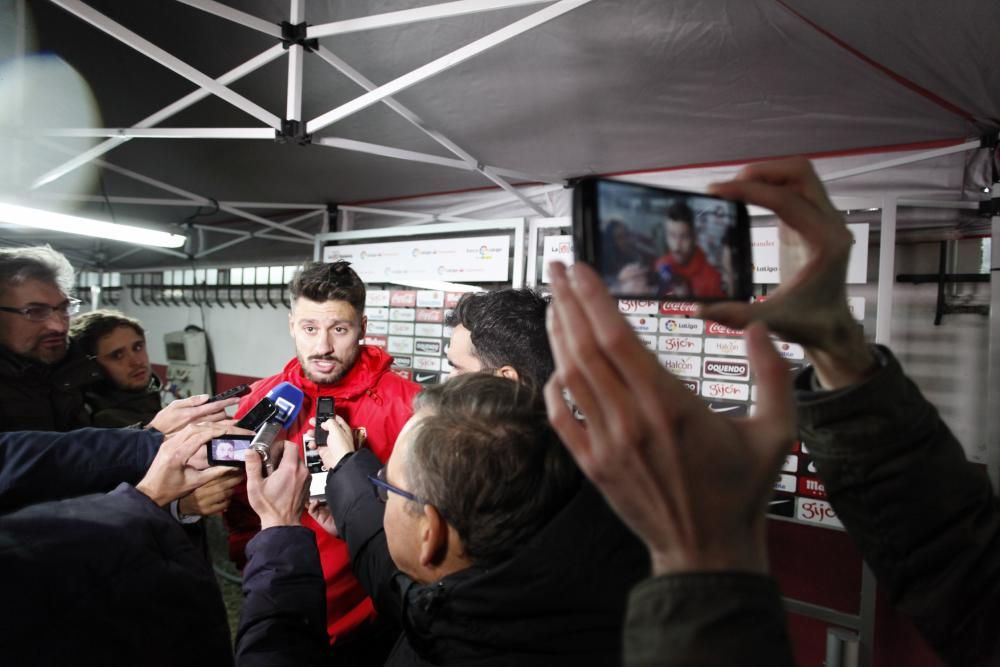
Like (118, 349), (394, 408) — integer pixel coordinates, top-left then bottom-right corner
(4, 0), (999, 268)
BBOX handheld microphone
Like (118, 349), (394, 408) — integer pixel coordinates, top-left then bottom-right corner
(250, 382), (304, 472)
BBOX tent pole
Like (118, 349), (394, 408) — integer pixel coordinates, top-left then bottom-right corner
(49, 0), (282, 129)
(32, 44), (285, 189)
(822, 140), (980, 183)
(305, 0), (594, 134)
(174, 0), (283, 38)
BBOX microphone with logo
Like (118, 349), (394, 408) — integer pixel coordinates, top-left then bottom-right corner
(249, 382), (304, 474)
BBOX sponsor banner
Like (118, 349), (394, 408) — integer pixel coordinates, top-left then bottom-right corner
(704, 338), (746, 356)
(392, 356), (412, 368)
(799, 458), (818, 475)
(414, 371), (439, 384)
(706, 401), (749, 416)
(797, 476), (827, 499)
(367, 290), (390, 307)
(390, 308), (416, 321)
(324, 235), (511, 282)
(659, 301), (699, 316)
(541, 235), (575, 283)
(416, 290), (444, 308)
(658, 354), (701, 378)
(750, 384), (757, 402)
(625, 315), (658, 333)
(413, 355), (442, 371)
(847, 296), (865, 321)
(638, 334), (657, 351)
(701, 380), (750, 401)
(365, 307), (389, 321)
(440, 358), (453, 373)
(414, 323), (443, 338)
(387, 336), (413, 354)
(658, 335), (703, 354)
(416, 308), (444, 323)
(773, 473), (797, 493)
(366, 321), (389, 335)
(751, 224), (868, 285)
(680, 379), (700, 394)
(706, 321), (743, 337)
(443, 325), (454, 339)
(364, 335), (387, 349)
(774, 340), (805, 360)
(414, 338), (442, 355)
(388, 322), (415, 336)
(795, 497), (843, 529)
(768, 492), (796, 518)
(444, 292), (464, 308)
(391, 368), (412, 381)
(659, 317), (704, 335)
(800, 442), (810, 455)
(703, 357), (751, 381)
(390, 290), (417, 307)
(782, 455), (799, 473)
(792, 440), (800, 453)
(618, 300), (659, 315)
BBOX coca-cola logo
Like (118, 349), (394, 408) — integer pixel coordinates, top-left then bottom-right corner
(659, 301), (699, 315)
(706, 322), (743, 336)
(390, 290), (417, 307)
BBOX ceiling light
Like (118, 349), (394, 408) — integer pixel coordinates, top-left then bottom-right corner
(0, 202), (186, 248)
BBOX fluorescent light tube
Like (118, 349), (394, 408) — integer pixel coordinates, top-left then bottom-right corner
(0, 202), (187, 248)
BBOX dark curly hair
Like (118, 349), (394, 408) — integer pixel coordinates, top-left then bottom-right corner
(69, 309), (145, 356)
(444, 289), (552, 390)
(288, 261), (366, 313)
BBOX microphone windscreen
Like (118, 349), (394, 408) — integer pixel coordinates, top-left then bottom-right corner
(266, 382), (304, 427)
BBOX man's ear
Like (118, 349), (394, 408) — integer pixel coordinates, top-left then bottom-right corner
(494, 365), (519, 382)
(359, 314), (368, 342)
(418, 504), (449, 568)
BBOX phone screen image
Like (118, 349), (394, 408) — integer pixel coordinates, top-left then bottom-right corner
(208, 435), (254, 467)
(575, 178), (751, 302)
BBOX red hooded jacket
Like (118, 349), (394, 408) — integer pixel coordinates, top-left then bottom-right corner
(224, 345), (420, 644)
(654, 246), (724, 298)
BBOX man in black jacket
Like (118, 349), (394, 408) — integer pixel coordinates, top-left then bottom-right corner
(70, 309), (164, 428)
(309, 373), (646, 666)
(0, 246), (103, 431)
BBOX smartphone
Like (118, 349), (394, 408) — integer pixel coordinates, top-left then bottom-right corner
(207, 435), (254, 467)
(314, 397), (335, 447)
(573, 177), (752, 302)
(208, 384), (251, 403)
(235, 397), (277, 430)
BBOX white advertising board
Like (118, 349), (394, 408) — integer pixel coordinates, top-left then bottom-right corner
(541, 235), (575, 283)
(324, 236), (511, 283)
(751, 223), (869, 284)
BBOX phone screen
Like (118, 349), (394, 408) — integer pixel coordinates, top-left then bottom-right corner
(207, 435), (254, 467)
(575, 178), (751, 302)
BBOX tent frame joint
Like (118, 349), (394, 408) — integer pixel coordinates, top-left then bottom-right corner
(275, 119), (312, 145)
(280, 20), (317, 51)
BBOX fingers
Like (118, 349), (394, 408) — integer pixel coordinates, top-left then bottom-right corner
(245, 447), (263, 484)
(190, 465), (235, 489)
(543, 377), (593, 471)
(743, 323), (796, 458)
(185, 396), (241, 420)
(276, 440), (304, 474)
(696, 302), (756, 330)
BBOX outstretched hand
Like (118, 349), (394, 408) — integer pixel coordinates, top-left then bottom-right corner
(699, 157), (876, 388)
(246, 441), (310, 530)
(148, 394), (241, 435)
(136, 422), (236, 507)
(545, 261), (796, 575)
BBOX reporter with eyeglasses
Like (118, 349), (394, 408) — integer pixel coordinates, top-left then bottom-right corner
(0, 246), (103, 432)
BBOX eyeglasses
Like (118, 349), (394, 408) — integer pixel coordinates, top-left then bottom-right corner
(0, 298), (81, 322)
(368, 466), (424, 504)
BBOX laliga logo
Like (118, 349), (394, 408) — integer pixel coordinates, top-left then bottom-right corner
(360, 250), (368, 260)
(412, 248), (420, 257)
(550, 241), (571, 254)
(479, 245), (493, 260)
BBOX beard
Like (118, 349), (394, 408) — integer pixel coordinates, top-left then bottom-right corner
(299, 348), (361, 385)
(32, 334), (69, 365)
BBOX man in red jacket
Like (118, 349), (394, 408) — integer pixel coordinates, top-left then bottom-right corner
(224, 260), (420, 665)
(653, 201), (724, 298)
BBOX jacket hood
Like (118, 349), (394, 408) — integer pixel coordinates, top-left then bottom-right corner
(400, 482), (647, 664)
(280, 345), (396, 402)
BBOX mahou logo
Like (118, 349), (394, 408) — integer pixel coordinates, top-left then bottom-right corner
(703, 357), (750, 381)
(706, 322), (743, 336)
(659, 318), (704, 335)
(700, 381), (750, 401)
(657, 354), (700, 378)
